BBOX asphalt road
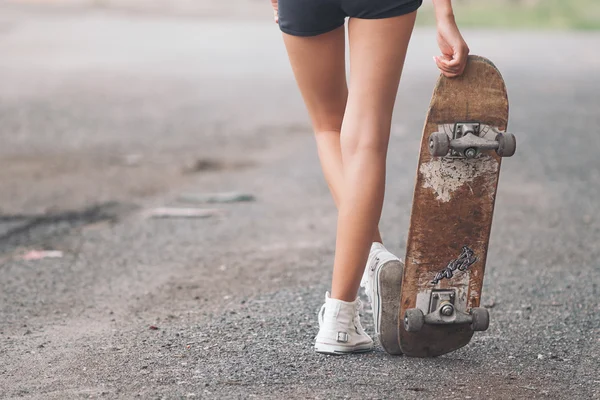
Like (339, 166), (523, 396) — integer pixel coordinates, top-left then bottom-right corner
(0, 4), (599, 400)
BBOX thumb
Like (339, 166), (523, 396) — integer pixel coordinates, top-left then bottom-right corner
(445, 51), (462, 66)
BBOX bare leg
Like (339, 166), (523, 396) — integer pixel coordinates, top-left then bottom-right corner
(282, 27), (383, 244)
(330, 12), (417, 301)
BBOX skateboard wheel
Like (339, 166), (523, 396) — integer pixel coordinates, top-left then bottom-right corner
(471, 307), (490, 331)
(404, 308), (425, 332)
(495, 132), (516, 157)
(429, 132), (450, 157)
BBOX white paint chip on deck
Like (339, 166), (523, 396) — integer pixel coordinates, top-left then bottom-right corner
(419, 155), (498, 203)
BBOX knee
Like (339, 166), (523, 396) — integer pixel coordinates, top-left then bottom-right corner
(313, 114), (343, 137)
(342, 122), (390, 156)
(314, 129), (341, 140)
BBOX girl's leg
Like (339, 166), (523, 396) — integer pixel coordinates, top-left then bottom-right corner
(282, 27), (383, 244)
(330, 12), (417, 302)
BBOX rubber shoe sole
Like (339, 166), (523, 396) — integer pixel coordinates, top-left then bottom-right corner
(376, 259), (404, 355)
(314, 341), (373, 355)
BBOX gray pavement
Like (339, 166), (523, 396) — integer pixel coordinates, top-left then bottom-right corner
(0, 4), (599, 399)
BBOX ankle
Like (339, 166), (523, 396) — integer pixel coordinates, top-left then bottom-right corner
(373, 228), (383, 243)
(329, 291), (358, 303)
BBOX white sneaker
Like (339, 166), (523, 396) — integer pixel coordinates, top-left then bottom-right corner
(360, 242), (404, 355)
(314, 292), (374, 355)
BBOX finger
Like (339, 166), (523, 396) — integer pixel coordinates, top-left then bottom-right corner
(442, 69), (460, 78)
(434, 57), (454, 73)
(438, 56), (462, 71)
(435, 55), (460, 70)
(433, 57), (449, 71)
(437, 62), (458, 77)
(434, 58), (461, 78)
(452, 58), (468, 76)
(445, 50), (467, 66)
(434, 56), (453, 66)
(453, 62), (468, 77)
(434, 57), (460, 74)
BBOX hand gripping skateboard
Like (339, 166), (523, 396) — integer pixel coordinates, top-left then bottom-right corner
(398, 55), (516, 357)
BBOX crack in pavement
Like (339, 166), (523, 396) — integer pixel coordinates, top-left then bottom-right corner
(0, 202), (138, 254)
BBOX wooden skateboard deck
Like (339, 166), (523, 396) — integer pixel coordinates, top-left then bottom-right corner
(398, 55), (514, 357)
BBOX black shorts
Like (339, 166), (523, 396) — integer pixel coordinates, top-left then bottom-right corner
(278, 0), (422, 37)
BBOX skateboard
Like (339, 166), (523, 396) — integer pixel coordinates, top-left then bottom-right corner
(398, 55), (516, 357)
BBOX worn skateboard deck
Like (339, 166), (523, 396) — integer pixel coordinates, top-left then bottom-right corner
(398, 55), (513, 357)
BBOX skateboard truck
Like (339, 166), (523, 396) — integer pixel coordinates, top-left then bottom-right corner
(403, 289), (489, 333)
(429, 122), (516, 158)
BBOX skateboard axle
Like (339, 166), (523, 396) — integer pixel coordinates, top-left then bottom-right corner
(440, 303), (454, 316)
(429, 122), (516, 158)
(404, 289), (489, 332)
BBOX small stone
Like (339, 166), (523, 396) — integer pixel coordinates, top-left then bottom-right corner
(483, 299), (496, 309)
(147, 207), (224, 219)
(21, 250), (63, 261)
(537, 354), (545, 360)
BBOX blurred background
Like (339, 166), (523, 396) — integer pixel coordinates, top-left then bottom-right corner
(1, 0), (597, 215)
(419, 0), (600, 29)
(1, 0), (599, 399)
(5, 0), (600, 28)
(5, 0), (600, 30)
